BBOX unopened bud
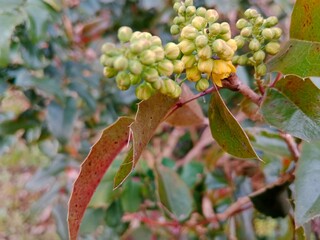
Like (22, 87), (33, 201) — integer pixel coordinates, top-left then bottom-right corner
(130, 31), (142, 42)
(249, 39), (261, 51)
(185, 0), (193, 7)
(178, 5), (186, 15)
(236, 18), (248, 29)
(234, 36), (245, 48)
(241, 27), (252, 37)
(160, 79), (177, 96)
(196, 7), (206, 17)
(195, 35), (208, 48)
(130, 39), (150, 54)
(117, 26), (133, 42)
(103, 67), (117, 78)
(265, 16), (278, 27)
(198, 45), (212, 59)
(198, 58), (214, 75)
(101, 43), (116, 54)
(181, 25), (198, 40)
(227, 39), (237, 51)
(253, 50), (266, 63)
(151, 78), (163, 90)
(170, 25), (180, 35)
(211, 39), (225, 53)
(165, 42), (180, 60)
(139, 50), (156, 65)
(116, 71), (131, 90)
(157, 59), (174, 76)
(150, 36), (162, 46)
(265, 42), (280, 55)
(150, 46), (165, 62)
(192, 16), (207, 30)
(173, 60), (185, 74)
(220, 22), (230, 34)
(209, 23), (221, 36)
(220, 32), (231, 41)
(178, 39), (196, 55)
(100, 54), (114, 67)
(136, 83), (154, 100)
(244, 9), (259, 19)
(232, 55), (239, 65)
(186, 66), (201, 82)
(195, 78), (210, 91)
(205, 9), (219, 23)
(271, 27), (282, 39)
(173, 16), (185, 25)
(256, 63), (267, 76)
(143, 67), (159, 83)
(173, 2), (181, 12)
(255, 17), (264, 26)
(129, 74), (141, 85)
(238, 55), (248, 65)
(181, 55), (196, 69)
(262, 28), (274, 40)
(114, 56), (128, 71)
(186, 6), (196, 16)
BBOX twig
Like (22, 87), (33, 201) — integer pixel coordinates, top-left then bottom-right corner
(270, 72), (283, 87)
(279, 132), (300, 162)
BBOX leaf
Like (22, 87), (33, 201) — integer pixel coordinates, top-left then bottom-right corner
(47, 97), (78, 144)
(52, 204), (69, 240)
(120, 180), (143, 213)
(156, 165), (193, 221)
(166, 84), (205, 126)
(114, 93), (177, 188)
(68, 117), (134, 240)
(267, 0), (320, 77)
(260, 76), (320, 141)
(295, 141), (320, 226)
(208, 89), (260, 160)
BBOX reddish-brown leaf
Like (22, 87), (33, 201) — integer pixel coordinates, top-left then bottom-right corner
(68, 117), (134, 240)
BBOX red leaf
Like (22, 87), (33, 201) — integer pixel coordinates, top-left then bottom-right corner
(68, 117), (134, 240)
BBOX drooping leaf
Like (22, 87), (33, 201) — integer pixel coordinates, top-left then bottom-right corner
(267, 0), (320, 77)
(114, 93), (177, 188)
(68, 117), (134, 240)
(260, 76), (320, 141)
(47, 97), (78, 144)
(166, 84), (205, 127)
(208, 89), (260, 160)
(295, 141), (320, 226)
(156, 165), (193, 221)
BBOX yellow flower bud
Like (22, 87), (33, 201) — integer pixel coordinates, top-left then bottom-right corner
(198, 58), (214, 75)
(129, 60), (143, 75)
(186, 66), (201, 82)
(178, 39), (196, 55)
(211, 60), (236, 87)
(262, 28), (274, 40)
(173, 60), (185, 74)
(113, 56), (128, 71)
(186, 6), (196, 16)
(209, 23), (221, 36)
(249, 39), (261, 51)
(227, 39), (238, 51)
(241, 27), (252, 37)
(181, 55), (196, 69)
(101, 43), (116, 54)
(234, 36), (245, 48)
(253, 50), (266, 63)
(117, 26), (133, 42)
(196, 7), (206, 17)
(157, 59), (174, 76)
(151, 78), (163, 90)
(265, 42), (280, 55)
(103, 67), (117, 78)
(265, 16), (278, 27)
(198, 45), (212, 59)
(165, 42), (181, 59)
(195, 35), (208, 48)
(211, 39), (225, 53)
(195, 78), (210, 92)
(143, 67), (159, 83)
(192, 16), (207, 30)
(139, 50), (156, 65)
(116, 71), (131, 90)
(271, 27), (282, 39)
(170, 25), (180, 35)
(136, 83), (154, 100)
(220, 22), (230, 34)
(236, 19), (248, 29)
(181, 25), (198, 40)
(150, 46), (165, 62)
(150, 36), (162, 46)
(205, 9), (219, 23)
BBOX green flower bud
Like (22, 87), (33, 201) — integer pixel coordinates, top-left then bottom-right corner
(195, 35), (208, 48)
(151, 77), (163, 90)
(185, 0), (193, 7)
(265, 16), (278, 27)
(256, 63), (267, 76)
(143, 67), (159, 83)
(170, 25), (180, 35)
(192, 16), (207, 30)
(253, 50), (266, 63)
(103, 67), (117, 78)
(141, 32), (152, 39)
(198, 45), (212, 59)
(265, 42), (280, 55)
(211, 39), (225, 53)
(157, 59), (174, 76)
(271, 27), (282, 39)
(173, 2), (181, 12)
(170, 84), (182, 98)
(244, 9), (259, 19)
(117, 26), (133, 42)
(136, 83), (154, 100)
(234, 36), (245, 48)
(181, 25), (198, 40)
(160, 79), (176, 95)
(150, 46), (165, 62)
(238, 55), (248, 65)
(262, 28), (274, 40)
(130, 31), (142, 42)
(178, 39), (196, 55)
(165, 42), (181, 59)
(116, 71), (131, 90)
(195, 78), (210, 92)
(114, 56), (128, 71)
(139, 50), (156, 65)
(247, 57), (255, 65)
(218, 45), (234, 61)
(178, 5), (186, 15)
(208, 23), (221, 36)
(186, 66), (201, 82)
(227, 39), (237, 51)
(181, 55), (196, 69)
(186, 6), (196, 16)
(196, 7), (206, 17)
(198, 58), (214, 75)
(232, 55), (239, 65)
(236, 18), (248, 29)
(240, 27), (252, 37)
(100, 54), (114, 67)
(255, 16), (264, 26)
(129, 74), (141, 85)
(173, 60), (185, 74)
(150, 36), (162, 46)
(205, 9), (219, 23)
(249, 39), (261, 51)
(220, 22), (230, 34)
(173, 16), (185, 25)
(130, 39), (150, 54)
(101, 43), (116, 54)
(220, 32), (231, 41)
(129, 60), (143, 75)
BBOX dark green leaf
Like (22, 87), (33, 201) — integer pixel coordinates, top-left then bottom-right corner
(120, 180), (143, 213)
(260, 76), (320, 141)
(180, 162), (203, 187)
(208, 90), (260, 160)
(295, 141), (320, 226)
(156, 165), (193, 221)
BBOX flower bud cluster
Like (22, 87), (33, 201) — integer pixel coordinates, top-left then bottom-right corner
(171, 0), (237, 87)
(232, 9), (282, 77)
(100, 26), (182, 100)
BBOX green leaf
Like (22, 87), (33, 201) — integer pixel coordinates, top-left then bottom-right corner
(180, 162), (204, 187)
(295, 141), (320, 226)
(267, 0), (320, 77)
(120, 180), (143, 213)
(68, 117), (134, 240)
(47, 97), (78, 144)
(208, 90), (260, 160)
(260, 76), (320, 141)
(114, 93), (177, 188)
(156, 165), (193, 221)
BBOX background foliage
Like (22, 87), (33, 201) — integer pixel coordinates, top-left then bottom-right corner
(3, 0), (320, 239)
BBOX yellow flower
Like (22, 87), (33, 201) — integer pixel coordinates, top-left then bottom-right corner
(211, 60), (236, 87)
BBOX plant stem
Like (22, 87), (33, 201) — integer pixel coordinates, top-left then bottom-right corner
(279, 132), (300, 162)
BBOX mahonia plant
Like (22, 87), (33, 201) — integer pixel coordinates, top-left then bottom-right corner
(100, 0), (282, 100)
